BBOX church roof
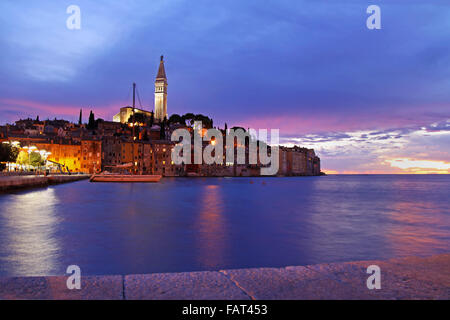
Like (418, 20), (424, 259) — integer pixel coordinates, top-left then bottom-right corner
(156, 55), (167, 80)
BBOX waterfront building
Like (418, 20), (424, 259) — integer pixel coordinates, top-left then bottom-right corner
(80, 139), (102, 173)
(1, 137), (102, 174)
(278, 146), (320, 176)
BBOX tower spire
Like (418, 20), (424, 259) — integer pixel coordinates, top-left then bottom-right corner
(154, 55), (168, 122)
(156, 55), (167, 80)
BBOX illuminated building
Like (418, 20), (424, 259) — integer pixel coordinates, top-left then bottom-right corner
(154, 55), (168, 122)
(2, 137), (102, 174)
(113, 107), (152, 124)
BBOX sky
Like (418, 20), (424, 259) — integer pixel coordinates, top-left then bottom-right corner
(0, 0), (449, 173)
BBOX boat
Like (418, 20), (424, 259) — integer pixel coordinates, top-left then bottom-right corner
(90, 173), (161, 183)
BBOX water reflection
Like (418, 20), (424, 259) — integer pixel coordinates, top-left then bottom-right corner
(0, 188), (61, 276)
(0, 176), (448, 276)
(195, 185), (228, 269)
(386, 200), (449, 256)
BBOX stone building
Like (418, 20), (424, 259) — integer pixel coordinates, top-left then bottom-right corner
(278, 146), (320, 176)
(154, 55), (168, 122)
(101, 137), (183, 176)
(3, 136), (102, 174)
(113, 107), (152, 124)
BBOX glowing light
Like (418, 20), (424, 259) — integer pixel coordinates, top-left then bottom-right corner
(386, 158), (450, 172)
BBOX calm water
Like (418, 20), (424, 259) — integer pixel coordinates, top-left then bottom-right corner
(0, 175), (449, 276)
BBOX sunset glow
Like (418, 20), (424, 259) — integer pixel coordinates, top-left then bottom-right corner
(385, 158), (450, 174)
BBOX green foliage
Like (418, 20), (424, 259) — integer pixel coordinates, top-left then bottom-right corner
(87, 110), (96, 129)
(0, 144), (19, 163)
(0, 143), (18, 170)
(16, 151), (29, 165)
(15, 151), (45, 167)
(168, 114), (184, 125)
(181, 113), (213, 128)
(29, 152), (45, 167)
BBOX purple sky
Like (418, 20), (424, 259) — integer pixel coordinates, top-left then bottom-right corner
(0, 0), (449, 173)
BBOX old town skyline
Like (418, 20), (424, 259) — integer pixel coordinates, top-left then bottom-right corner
(0, 1), (449, 174)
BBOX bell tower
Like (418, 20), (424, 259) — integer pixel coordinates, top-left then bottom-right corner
(154, 55), (168, 122)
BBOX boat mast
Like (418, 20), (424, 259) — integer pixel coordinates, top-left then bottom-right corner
(132, 82), (136, 174)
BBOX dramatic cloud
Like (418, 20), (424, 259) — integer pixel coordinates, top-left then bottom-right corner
(280, 120), (450, 173)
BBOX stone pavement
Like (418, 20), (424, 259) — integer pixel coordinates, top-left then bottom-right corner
(0, 174), (89, 191)
(0, 253), (448, 300)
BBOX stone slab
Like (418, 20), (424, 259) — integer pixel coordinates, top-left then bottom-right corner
(220, 266), (365, 300)
(125, 271), (250, 300)
(296, 254), (450, 300)
(0, 275), (123, 300)
(0, 254), (448, 300)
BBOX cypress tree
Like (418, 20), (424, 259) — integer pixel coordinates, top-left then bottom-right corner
(88, 111), (95, 129)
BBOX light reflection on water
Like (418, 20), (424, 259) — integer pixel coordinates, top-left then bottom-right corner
(0, 175), (448, 276)
(195, 185), (228, 269)
(0, 189), (61, 275)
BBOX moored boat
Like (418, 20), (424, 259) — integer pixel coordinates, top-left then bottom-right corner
(90, 174), (162, 183)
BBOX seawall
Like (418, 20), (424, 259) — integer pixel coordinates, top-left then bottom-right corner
(0, 174), (90, 192)
(0, 253), (448, 300)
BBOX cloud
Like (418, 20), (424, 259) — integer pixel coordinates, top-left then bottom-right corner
(385, 158), (450, 173)
(278, 119), (450, 173)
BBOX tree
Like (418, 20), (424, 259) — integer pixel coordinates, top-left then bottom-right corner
(78, 109), (82, 125)
(194, 114), (213, 128)
(16, 151), (29, 166)
(0, 144), (19, 170)
(87, 110), (95, 129)
(160, 117), (167, 140)
(168, 114), (184, 125)
(29, 152), (44, 167)
(0, 144), (18, 162)
(149, 111), (154, 127)
(182, 113), (195, 126)
(10, 146), (19, 162)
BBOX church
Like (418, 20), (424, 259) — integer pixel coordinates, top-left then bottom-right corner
(113, 55), (168, 124)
